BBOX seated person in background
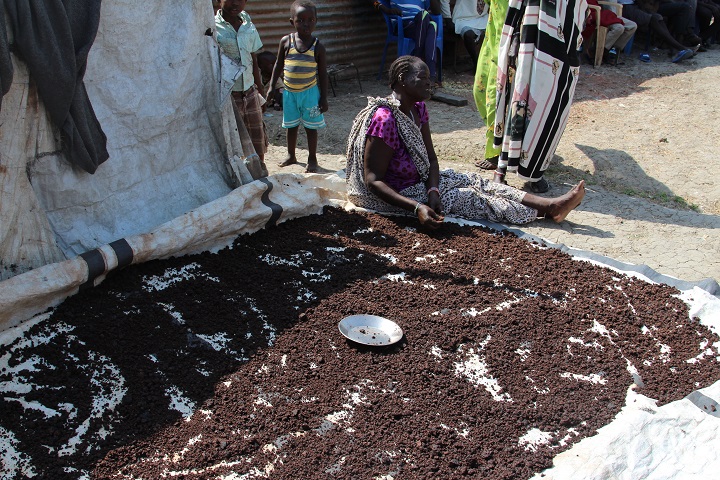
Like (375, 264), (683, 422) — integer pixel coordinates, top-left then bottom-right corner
(257, 51), (283, 110)
(655, 0), (702, 46)
(374, 0), (443, 86)
(617, 0), (700, 61)
(450, 0), (489, 67)
(439, 0), (452, 17)
(346, 56), (586, 229)
(582, 0), (637, 64)
(696, 0), (720, 47)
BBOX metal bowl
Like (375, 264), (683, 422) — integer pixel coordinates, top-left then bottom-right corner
(338, 314), (404, 346)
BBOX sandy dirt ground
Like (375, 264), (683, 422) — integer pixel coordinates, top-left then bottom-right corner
(262, 48), (720, 287)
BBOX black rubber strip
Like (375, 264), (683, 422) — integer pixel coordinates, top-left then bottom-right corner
(109, 238), (133, 269)
(79, 249), (106, 291)
(258, 177), (283, 228)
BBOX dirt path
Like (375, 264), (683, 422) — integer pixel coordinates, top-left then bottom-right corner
(263, 48), (720, 286)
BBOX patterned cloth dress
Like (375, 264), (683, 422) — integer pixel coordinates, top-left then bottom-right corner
(494, 0), (587, 181)
(473, 0), (510, 162)
(345, 96), (538, 224)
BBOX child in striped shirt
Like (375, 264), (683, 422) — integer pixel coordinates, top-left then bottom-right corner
(270, 0), (329, 173)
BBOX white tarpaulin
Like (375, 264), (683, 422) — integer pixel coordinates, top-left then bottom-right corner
(0, 171), (718, 478)
(0, 172), (347, 332)
(0, 1), (260, 280)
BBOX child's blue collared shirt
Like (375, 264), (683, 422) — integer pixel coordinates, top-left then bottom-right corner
(215, 10), (263, 92)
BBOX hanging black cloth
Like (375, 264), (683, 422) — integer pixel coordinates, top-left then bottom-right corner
(2, 0), (108, 174)
(0, 6), (13, 110)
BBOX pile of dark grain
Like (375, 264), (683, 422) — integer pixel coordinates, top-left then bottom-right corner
(1, 208), (717, 479)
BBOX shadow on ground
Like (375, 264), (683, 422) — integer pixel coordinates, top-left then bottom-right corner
(542, 146), (720, 231)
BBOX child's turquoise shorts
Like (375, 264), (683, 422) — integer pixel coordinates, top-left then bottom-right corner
(282, 84), (326, 130)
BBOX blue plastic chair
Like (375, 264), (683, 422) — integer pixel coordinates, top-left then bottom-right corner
(377, 0), (413, 79)
(434, 11), (444, 83)
(377, 0), (444, 82)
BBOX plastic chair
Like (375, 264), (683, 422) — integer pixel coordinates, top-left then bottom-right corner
(590, 1), (634, 66)
(377, 0), (414, 79)
(376, 0), (444, 82)
(433, 12), (444, 83)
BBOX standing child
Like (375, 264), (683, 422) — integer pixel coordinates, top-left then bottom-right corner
(215, 0), (269, 167)
(270, 0), (329, 173)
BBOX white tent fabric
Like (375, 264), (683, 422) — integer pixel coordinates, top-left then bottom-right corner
(0, 172), (347, 332)
(0, 1), (259, 280)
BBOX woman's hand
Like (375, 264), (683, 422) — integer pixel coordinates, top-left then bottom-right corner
(427, 190), (443, 215)
(417, 204), (444, 229)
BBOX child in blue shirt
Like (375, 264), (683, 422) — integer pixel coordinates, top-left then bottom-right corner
(215, 0), (268, 169)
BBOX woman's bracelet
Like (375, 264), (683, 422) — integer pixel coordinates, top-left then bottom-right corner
(427, 187), (440, 196)
(413, 202), (421, 216)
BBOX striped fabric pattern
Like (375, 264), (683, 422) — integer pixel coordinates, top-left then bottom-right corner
(283, 34), (318, 93)
(494, 0), (587, 181)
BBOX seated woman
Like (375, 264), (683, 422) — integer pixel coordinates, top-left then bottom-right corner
(345, 55), (585, 229)
(375, 0), (443, 85)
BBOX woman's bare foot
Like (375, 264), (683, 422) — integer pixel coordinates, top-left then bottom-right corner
(278, 156), (298, 168)
(546, 180), (585, 222)
(305, 156), (319, 173)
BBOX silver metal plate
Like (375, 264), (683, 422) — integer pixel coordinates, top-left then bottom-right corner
(338, 315), (404, 346)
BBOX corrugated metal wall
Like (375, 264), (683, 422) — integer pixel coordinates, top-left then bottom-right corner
(249, 0), (389, 76)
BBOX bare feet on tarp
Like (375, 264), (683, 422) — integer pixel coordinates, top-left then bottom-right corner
(278, 156), (298, 167)
(546, 181), (586, 223)
(305, 156), (319, 173)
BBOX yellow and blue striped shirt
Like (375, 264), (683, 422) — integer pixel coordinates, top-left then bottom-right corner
(283, 34), (318, 93)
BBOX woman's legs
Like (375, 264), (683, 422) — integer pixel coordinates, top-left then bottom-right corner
(433, 172), (584, 224)
(657, 2), (693, 43)
(648, 13), (695, 51)
(519, 180), (586, 223)
(697, 3), (720, 41)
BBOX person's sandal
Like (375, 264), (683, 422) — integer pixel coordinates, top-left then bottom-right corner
(474, 156), (499, 170)
(603, 47), (618, 66)
(672, 49), (693, 63)
(525, 177), (550, 193)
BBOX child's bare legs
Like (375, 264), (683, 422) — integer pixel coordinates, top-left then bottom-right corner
(520, 180), (586, 223)
(306, 127), (318, 173)
(278, 126), (299, 167)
